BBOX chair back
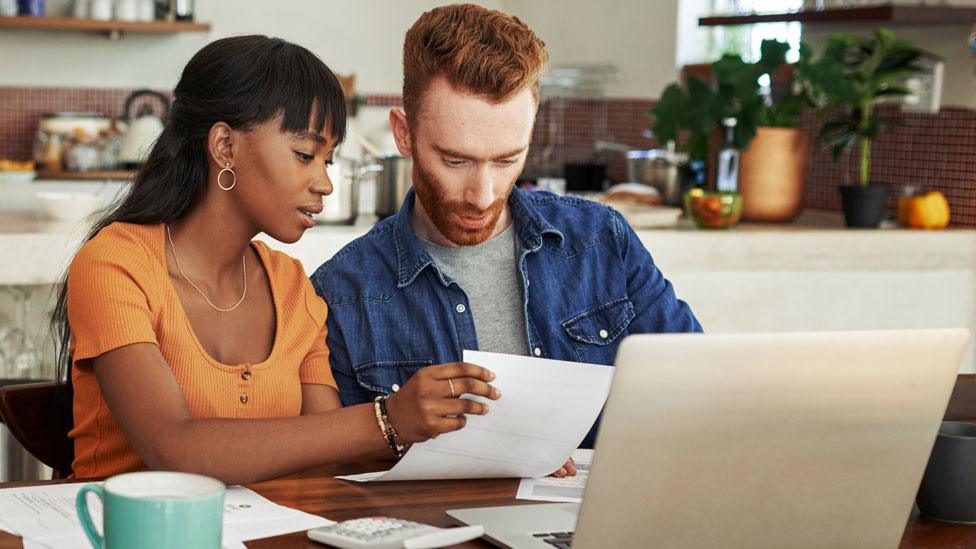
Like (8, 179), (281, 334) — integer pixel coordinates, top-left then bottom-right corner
(945, 374), (975, 421)
(0, 381), (74, 478)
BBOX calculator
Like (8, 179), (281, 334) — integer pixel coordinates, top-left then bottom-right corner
(307, 516), (485, 549)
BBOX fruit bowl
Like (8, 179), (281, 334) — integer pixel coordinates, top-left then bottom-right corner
(684, 189), (743, 229)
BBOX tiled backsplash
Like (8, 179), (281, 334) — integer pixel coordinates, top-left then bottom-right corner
(2, 86), (974, 227)
(0, 87), (173, 161)
(803, 106), (976, 227)
(525, 97), (976, 228)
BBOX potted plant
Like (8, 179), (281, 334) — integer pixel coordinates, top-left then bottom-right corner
(651, 40), (849, 222)
(815, 28), (935, 228)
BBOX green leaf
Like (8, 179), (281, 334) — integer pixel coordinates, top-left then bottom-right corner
(757, 39), (789, 73)
(874, 27), (895, 48)
(798, 42), (813, 65)
(818, 124), (858, 149)
(768, 93), (806, 127)
(649, 83), (688, 145)
(736, 98), (761, 147)
(823, 37), (849, 62)
(831, 136), (856, 160)
(874, 87), (909, 97)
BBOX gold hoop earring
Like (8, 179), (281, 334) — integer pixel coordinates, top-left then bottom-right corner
(217, 163), (236, 191)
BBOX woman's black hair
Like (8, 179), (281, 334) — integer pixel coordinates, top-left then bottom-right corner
(51, 35), (347, 384)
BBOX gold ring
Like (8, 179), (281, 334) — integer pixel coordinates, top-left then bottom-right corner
(448, 378), (456, 398)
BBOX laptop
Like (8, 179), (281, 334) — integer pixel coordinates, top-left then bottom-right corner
(448, 329), (970, 549)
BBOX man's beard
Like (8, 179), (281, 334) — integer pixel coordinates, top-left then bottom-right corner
(411, 151), (512, 246)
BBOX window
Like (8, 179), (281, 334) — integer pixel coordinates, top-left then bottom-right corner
(709, 0), (802, 62)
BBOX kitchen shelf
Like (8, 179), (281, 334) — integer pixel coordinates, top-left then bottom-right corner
(0, 16), (210, 36)
(36, 170), (135, 181)
(699, 4), (976, 26)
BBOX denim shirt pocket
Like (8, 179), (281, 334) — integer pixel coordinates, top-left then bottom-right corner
(561, 298), (636, 348)
(352, 360), (433, 396)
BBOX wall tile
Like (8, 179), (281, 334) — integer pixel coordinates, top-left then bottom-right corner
(2, 87), (974, 227)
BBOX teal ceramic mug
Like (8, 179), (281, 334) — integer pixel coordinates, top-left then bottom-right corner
(75, 471), (225, 548)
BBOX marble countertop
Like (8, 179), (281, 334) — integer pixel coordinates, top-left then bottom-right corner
(2, 180), (974, 285)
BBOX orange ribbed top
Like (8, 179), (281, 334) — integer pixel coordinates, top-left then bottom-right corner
(66, 222), (335, 479)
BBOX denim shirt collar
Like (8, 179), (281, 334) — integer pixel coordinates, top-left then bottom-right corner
(392, 187), (565, 289)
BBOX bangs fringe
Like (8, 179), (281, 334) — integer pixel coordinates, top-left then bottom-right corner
(220, 37), (347, 142)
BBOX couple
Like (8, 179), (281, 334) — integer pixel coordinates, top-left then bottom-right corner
(57, 3), (701, 483)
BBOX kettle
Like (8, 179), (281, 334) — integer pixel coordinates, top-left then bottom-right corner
(119, 89), (170, 169)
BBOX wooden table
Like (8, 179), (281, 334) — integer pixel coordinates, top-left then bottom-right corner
(1, 461), (974, 548)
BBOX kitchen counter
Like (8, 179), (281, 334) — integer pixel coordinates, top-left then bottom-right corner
(4, 207), (972, 279)
(2, 187), (974, 373)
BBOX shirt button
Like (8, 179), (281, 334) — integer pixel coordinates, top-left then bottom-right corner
(240, 394), (248, 404)
(391, 384), (400, 392)
(455, 304), (466, 313)
(599, 329), (609, 339)
(533, 347), (542, 357)
(241, 370), (252, 381)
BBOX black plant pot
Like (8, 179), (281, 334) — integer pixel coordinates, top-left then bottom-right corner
(839, 184), (887, 228)
(916, 422), (976, 523)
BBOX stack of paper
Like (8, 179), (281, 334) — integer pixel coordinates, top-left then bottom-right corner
(516, 448), (593, 503)
(0, 483), (330, 549)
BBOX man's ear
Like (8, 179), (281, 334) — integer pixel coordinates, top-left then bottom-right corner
(207, 121), (236, 168)
(389, 108), (413, 157)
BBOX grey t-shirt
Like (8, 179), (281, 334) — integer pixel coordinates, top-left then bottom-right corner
(420, 224), (528, 356)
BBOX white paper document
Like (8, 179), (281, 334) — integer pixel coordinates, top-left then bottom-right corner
(0, 483), (331, 549)
(339, 351), (613, 482)
(516, 449), (593, 503)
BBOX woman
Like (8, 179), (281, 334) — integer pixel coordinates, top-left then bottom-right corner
(51, 35), (499, 484)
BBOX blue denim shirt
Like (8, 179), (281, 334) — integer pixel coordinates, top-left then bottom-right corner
(310, 187), (702, 447)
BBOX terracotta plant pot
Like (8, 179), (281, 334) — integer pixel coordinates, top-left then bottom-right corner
(739, 127), (811, 222)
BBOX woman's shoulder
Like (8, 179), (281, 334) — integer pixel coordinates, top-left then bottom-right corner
(71, 222), (163, 279)
(84, 221), (162, 254)
(252, 241), (326, 321)
(251, 240), (307, 282)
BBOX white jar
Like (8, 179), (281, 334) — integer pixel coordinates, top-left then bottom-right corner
(0, 0), (18, 16)
(71, 0), (89, 17)
(115, 0), (137, 21)
(137, 0), (154, 21)
(89, 0), (113, 20)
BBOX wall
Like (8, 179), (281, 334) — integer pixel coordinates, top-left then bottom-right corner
(675, 0), (713, 67)
(2, 1), (973, 105)
(0, 0), (501, 92)
(0, 0), (680, 97)
(802, 23), (976, 109)
(503, 0), (680, 98)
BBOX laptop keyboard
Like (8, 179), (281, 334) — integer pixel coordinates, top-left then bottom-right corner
(533, 531), (574, 548)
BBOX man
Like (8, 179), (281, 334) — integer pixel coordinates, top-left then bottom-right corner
(311, 3), (701, 450)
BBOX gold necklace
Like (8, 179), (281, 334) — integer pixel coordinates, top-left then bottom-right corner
(165, 224), (247, 313)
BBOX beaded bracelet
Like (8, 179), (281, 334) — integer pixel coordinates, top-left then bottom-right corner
(373, 395), (406, 458)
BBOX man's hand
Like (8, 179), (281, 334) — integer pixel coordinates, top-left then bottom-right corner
(550, 457), (577, 478)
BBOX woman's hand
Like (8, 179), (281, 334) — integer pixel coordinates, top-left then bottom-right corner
(384, 362), (500, 444)
(550, 457), (577, 478)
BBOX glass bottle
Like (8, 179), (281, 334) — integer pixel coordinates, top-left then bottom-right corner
(715, 117), (740, 193)
(171, 0), (192, 20)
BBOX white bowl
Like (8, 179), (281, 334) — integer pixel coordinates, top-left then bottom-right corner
(614, 204), (683, 229)
(0, 171), (37, 184)
(34, 190), (108, 222)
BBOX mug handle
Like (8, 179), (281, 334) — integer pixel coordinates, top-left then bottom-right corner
(75, 483), (105, 548)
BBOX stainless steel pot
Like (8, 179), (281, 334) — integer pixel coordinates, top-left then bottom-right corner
(371, 154), (413, 218)
(313, 157), (378, 225)
(596, 141), (688, 207)
(625, 149), (688, 207)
